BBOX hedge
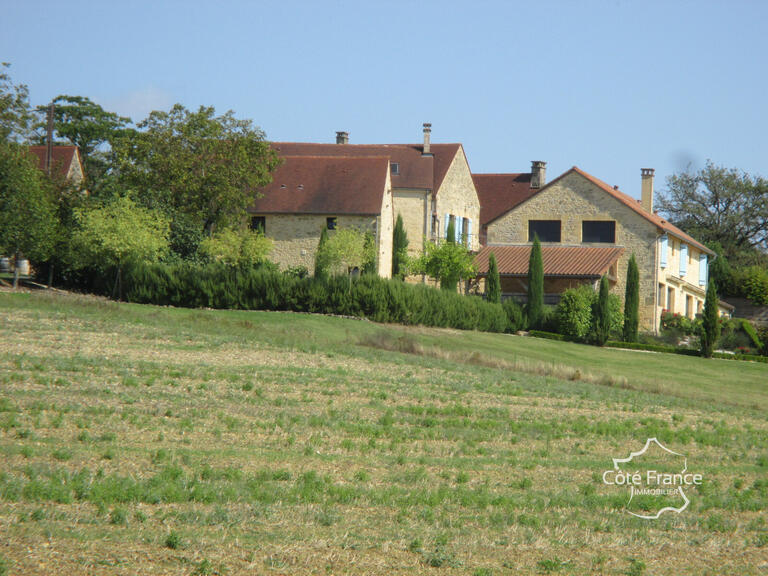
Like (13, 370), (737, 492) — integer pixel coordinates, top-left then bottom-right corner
(97, 261), (510, 333)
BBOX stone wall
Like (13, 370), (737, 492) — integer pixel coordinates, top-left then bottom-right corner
(433, 147), (481, 251)
(392, 189), (428, 257)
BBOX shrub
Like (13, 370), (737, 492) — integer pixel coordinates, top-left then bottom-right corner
(623, 254), (640, 342)
(556, 285), (593, 341)
(485, 252), (501, 304)
(592, 276), (612, 346)
(743, 266), (768, 305)
(502, 298), (526, 332)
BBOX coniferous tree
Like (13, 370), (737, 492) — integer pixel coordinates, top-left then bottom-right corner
(527, 234), (544, 329)
(445, 217), (456, 244)
(486, 252), (501, 304)
(392, 214), (409, 279)
(314, 226), (330, 279)
(701, 280), (721, 358)
(622, 254), (640, 342)
(593, 275), (612, 346)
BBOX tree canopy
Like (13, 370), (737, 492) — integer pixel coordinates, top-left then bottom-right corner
(659, 162), (768, 262)
(114, 104), (279, 234)
(413, 238), (475, 292)
(0, 63), (33, 142)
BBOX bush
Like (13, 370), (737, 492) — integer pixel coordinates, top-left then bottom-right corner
(100, 261), (510, 334)
(743, 266), (768, 305)
(555, 285), (622, 343)
(502, 298), (526, 332)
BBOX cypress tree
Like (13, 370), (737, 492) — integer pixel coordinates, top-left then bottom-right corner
(486, 252), (501, 304)
(445, 217), (456, 244)
(593, 275), (611, 346)
(314, 226), (330, 279)
(622, 254), (640, 342)
(527, 234), (544, 329)
(701, 279), (720, 358)
(392, 214), (409, 279)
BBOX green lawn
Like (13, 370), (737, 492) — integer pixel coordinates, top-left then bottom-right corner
(0, 291), (766, 575)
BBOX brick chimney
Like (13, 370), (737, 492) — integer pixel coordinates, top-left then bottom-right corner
(422, 123), (432, 156)
(336, 131), (349, 145)
(641, 168), (654, 213)
(531, 161), (546, 188)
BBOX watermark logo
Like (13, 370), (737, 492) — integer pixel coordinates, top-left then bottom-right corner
(602, 437), (702, 519)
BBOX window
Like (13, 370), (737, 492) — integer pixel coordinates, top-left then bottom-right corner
(250, 216), (265, 233)
(326, 217), (337, 230)
(528, 220), (561, 242)
(390, 162), (400, 175)
(582, 220), (616, 243)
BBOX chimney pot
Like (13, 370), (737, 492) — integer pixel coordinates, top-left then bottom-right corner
(641, 168), (655, 213)
(530, 161), (546, 188)
(335, 131), (349, 145)
(422, 123), (432, 156)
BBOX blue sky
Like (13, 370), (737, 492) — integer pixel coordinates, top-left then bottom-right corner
(2, 0), (766, 200)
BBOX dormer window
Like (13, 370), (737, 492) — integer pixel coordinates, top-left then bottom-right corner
(390, 162), (400, 175)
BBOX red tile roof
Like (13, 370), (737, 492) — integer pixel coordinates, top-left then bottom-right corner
(472, 173), (538, 227)
(475, 245), (625, 277)
(251, 156), (389, 215)
(27, 145), (79, 178)
(270, 142), (461, 193)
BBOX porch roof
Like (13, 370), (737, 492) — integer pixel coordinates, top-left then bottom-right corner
(475, 245), (625, 278)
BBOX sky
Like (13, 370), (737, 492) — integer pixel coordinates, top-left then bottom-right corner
(2, 0), (766, 200)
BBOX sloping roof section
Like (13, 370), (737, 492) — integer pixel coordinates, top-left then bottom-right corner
(271, 142), (461, 192)
(568, 167), (713, 255)
(251, 155), (389, 215)
(28, 145), (79, 179)
(475, 245), (625, 277)
(472, 173), (538, 227)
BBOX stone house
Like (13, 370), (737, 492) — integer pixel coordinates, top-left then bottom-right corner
(267, 125), (481, 257)
(250, 155), (394, 277)
(473, 164), (718, 332)
(28, 145), (85, 186)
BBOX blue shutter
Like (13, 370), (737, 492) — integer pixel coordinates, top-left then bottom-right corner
(444, 214), (450, 240)
(699, 254), (708, 286)
(456, 216), (463, 244)
(680, 244), (688, 276)
(467, 218), (473, 250)
(659, 235), (668, 268)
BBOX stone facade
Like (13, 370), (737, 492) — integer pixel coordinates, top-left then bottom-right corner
(433, 148), (481, 250)
(392, 189), (429, 257)
(487, 171), (659, 331)
(258, 172), (393, 278)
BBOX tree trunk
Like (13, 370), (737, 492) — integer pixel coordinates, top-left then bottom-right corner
(47, 262), (54, 289)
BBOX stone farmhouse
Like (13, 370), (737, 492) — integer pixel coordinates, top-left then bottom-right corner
(250, 126), (721, 333)
(473, 164), (720, 332)
(250, 125), (481, 276)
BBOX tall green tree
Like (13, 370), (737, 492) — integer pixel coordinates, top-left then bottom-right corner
(622, 254), (640, 342)
(660, 162), (768, 262)
(0, 63), (33, 142)
(114, 104), (279, 236)
(392, 213), (409, 279)
(700, 280), (721, 358)
(0, 142), (58, 287)
(314, 227), (330, 279)
(35, 95), (131, 189)
(592, 275), (612, 346)
(314, 227), (373, 276)
(486, 252), (501, 304)
(526, 234), (544, 329)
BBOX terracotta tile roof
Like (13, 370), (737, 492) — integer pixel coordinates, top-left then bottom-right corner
(251, 155), (389, 215)
(475, 245), (625, 277)
(27, 145), (79, 178)
(472, 173), (538, 227)
(270, 142), (461, 193)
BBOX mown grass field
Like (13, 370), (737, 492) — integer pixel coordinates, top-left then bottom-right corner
(0, 291), (766, 575)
